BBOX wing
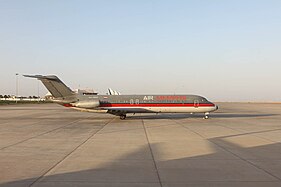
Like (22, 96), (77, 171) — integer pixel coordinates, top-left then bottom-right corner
(107, 108), (151, 115)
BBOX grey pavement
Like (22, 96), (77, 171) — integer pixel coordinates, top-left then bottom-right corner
(0, 103), (281, 186)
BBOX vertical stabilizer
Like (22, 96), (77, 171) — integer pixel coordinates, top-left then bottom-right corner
(24, 75), (74, 98)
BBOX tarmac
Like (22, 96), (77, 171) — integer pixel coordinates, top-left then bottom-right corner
(0, 102), (281, 187)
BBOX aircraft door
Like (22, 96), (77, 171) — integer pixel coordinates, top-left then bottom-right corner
(194, 100), (199, 108)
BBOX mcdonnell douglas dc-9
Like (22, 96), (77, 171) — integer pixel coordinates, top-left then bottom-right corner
(24, 75), (218, 119)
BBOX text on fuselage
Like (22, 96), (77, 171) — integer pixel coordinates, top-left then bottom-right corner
(143, 96), (154, 100)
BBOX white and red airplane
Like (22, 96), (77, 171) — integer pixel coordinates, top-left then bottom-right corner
(24, 75), (218, 119)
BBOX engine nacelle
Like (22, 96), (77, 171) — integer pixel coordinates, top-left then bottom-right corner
(72, 100), (100, 109)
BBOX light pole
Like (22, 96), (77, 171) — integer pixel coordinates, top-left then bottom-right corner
(15, 73), (19, 103)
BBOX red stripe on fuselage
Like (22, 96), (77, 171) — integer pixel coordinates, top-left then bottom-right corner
(63, 103), (73, 107)
(99, 103), (214, 107)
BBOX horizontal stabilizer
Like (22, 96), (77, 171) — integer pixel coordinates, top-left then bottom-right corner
(23, 75), (59, 80)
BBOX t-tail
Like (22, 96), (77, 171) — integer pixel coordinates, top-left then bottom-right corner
(23, 75), (77, 103)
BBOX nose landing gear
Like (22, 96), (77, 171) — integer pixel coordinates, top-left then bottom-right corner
(204, 112), (209, 119)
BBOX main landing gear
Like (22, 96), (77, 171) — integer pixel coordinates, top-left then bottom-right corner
(204, 112), (210, 119)
(120, 114), (127, 120)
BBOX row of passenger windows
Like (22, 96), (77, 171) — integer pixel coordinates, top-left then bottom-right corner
(100, 100), (191, 104)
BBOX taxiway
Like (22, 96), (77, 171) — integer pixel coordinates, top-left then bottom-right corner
(0, 103), (281, 186)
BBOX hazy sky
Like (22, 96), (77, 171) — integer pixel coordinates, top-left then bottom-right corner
(0, 0), (281, 101)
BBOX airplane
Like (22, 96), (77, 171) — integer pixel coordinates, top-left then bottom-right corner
(24, 75), (218, 119)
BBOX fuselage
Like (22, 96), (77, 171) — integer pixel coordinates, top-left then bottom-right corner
(61, 94), (218, 114)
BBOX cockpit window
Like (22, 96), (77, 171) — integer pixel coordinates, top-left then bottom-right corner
(201, 98), (207, 102)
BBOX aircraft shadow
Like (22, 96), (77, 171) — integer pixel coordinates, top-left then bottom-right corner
(127, 113), (278, 120)
(210, 113), (278, 118)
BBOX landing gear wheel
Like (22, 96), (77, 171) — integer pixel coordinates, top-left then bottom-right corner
(204, 112), (210, 119)
(120, 115), (126, 120)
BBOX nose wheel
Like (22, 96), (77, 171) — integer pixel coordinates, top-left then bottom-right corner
(204, 112), (209, 119)
(120, 114), (127, 120)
